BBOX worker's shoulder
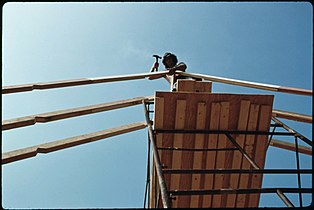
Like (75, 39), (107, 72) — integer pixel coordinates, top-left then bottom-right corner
(177, 61), (187, 66)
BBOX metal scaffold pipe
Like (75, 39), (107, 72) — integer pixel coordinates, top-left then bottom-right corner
(142, 101), (171, 208)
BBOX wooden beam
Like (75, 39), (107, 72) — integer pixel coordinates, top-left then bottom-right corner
(2, 96), (153, 130)
(2, 122), (147, 164)
(269, 139), (312, 156)
(272, 109), (312, 124)
(177, 71), (312, 96)
(2, 71), (170, 94)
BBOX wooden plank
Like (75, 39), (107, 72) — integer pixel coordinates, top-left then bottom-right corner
(212, 102), (230, 208)
(202, 102), (221, 208)
(278, 86), (313, 96)
(160, 94), (177, 196)
(272, 109), (312, 124)
(177, 71), (312, 96)
(236, 104), (260, 208)
(190, 102), (207, 208)
(2, 71), (169, 94)
(150, 96), (164, 208)
(153, 94), (176, 208)
(170, 100), (187, 208)
(226, 100), (251, 208)
(177, 80), (212, 93)
(2, 84), (34, 94)
(2, 116), (36, 131)
(248, 105), (272, 207)
(2, 122), (147, 164)
(177, 95), (197, 208)
(2, 96), (154, 130)
(269, 139), (312, 156)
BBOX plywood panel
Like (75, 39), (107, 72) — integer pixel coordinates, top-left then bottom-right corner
(151, 92), (274, 208)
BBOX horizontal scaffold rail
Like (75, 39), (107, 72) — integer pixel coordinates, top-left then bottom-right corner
(154, 129), (295, 136)
(154, 128), (312, 155)
(2, 121), (147, 164)
(168, 188), (312, 196)
(177, 71), (313, 96)
(162, 168), (312, 174)
(2, 96), (154, 130)
(157, 139), (312, 156)
(2, 71), (170, 94)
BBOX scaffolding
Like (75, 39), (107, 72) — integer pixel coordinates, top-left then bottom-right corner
(2, 70), (312, 208)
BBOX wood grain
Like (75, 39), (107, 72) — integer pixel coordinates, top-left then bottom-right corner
(151, 92), (274, 208)
(190, 102), (207, 208)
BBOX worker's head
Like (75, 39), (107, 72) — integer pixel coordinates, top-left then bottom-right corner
(162, 52), (178, 68)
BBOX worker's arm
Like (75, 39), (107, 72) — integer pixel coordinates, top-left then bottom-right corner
(148, 62), (187, 81)
(147, 62), (165, 80)
(168, 62), (187, 75)
(165, 62), (187, 84)
(148, 72), (165, 80)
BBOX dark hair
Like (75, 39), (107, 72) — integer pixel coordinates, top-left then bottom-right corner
(162, 52), (178, 68)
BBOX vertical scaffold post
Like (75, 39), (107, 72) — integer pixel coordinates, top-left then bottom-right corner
(143, 100), (171, 208)
(295, 136), (303, 207)
(143, 102), (151, 208)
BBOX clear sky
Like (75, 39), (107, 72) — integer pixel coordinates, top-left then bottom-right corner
(2, 2), (312, 209)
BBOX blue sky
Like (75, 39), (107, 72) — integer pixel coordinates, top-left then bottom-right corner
(2, 2), (312, 208)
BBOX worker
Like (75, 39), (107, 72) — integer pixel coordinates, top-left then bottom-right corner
(148, 52), (189, 91)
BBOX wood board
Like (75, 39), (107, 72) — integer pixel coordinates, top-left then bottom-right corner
(150, 91), (274, 208)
